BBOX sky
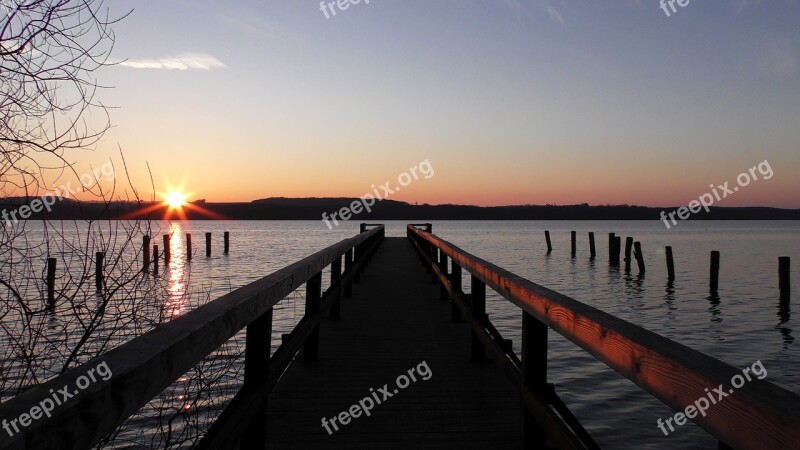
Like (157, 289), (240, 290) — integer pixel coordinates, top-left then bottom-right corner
(62, 0), (800, 207)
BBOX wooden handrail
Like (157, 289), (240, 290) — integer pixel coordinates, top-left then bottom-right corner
(407, 224), (800, 450)
(0, 226), (385, 450)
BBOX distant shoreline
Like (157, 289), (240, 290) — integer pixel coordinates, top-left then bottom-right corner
(2, 197), (799, 221)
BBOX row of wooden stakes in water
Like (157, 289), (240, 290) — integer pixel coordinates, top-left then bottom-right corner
(43, 232), (231, 304)
(544, 230), (791, 303)
(141, 232), (230, 269)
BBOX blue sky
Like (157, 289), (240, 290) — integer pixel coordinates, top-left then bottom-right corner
(86, 0), (800, 206)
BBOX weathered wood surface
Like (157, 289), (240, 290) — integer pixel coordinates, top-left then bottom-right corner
(408, 226), (800, 450)
(265, 238), (523, 449)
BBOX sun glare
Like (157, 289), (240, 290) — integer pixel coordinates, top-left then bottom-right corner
(165, 192), (186, 209)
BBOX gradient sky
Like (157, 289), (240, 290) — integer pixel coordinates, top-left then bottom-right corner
(63, 0), (800, 207)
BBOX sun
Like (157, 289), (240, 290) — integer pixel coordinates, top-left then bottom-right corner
(164, 191), (187, 209)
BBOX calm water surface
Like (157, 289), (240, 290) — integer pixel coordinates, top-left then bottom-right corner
(5, 220), (799, 448)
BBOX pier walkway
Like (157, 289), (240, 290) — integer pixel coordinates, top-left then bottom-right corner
(265, 237), (522, 449)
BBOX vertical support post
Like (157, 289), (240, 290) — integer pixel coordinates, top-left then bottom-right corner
(588, 232), (596, 259)
(152, 245), (159, 273)
(303, 272), (322, 361)
(613, 236), (621, 265)
(243, 307), (273, 446)
(344, 248), (354, 297)
(634, 242), (646, 274)
(206, 232), (211, 257)
(608, 233), (615, 264)
(544, 231), (552, 253)
(522, 311), (548, 447)
(163, 234), (170, 264)
(142, 235), (150, 272)
(624, 237), (634, 272)
(570, 231), (576, 257)
(46, 258), (56, 306)
(224, 231), (230, 255)
(779, 257), (790, 303)
(330, 256), (342, 319)
(666, 246), (675, 281)
(471, 275), (486, 362)
(360, 223), (367, 233)
(439, 252), (448, 300)
(431, 247), (440, 283)
(451, 263), (462, 322)
(354, 243), (362, 283)
(710, 251), (720, 292)
(426, 223), (433, 233)
(95, 252), (104, 291)
(186, 233), (192, 261)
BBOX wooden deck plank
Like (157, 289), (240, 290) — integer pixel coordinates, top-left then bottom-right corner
(264, 237), (523, 449)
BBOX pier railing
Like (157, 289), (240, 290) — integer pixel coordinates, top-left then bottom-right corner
(407, 224), (800, 450)
(0, 225), (385, 450)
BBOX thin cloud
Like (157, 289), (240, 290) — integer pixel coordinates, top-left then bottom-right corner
(502, 0), (565, 25)
(544, 4), (565, 24)
(118, 53), (226, 70)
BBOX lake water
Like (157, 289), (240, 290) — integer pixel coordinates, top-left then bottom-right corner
(2, 220), (798, 448)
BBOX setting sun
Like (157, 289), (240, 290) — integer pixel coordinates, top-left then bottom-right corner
(165, 192), (186, 209)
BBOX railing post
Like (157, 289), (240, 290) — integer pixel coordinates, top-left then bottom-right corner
(303, 272), (322, 361)
(330, 256), (342, 319)
(353, 243), (362, 283)
(360, 223), (367, 233)
(344, 248), (354, 297)
(522, 311), (548, 447)
(471, 275), (486, 362)
(451, 263), (462, 322)
(439, 252), (448, 300)
(243, 307), (273, 446)
(431, 247), (439, 283)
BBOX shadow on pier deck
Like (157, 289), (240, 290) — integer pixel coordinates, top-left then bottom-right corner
(265, 237), (523, 449)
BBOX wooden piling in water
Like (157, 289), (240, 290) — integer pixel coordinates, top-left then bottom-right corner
(544, 231), (552, 253)
(95, 252), (104, 290)
(224, 231), (230, 255)
(588, 232), (596, 259)
(779, 257), (790, 303)
(608, 233), (615, 264)
(186, 233), (192, 261)
(710, 251), (720, 292)
(571, 231), (576, 257)
(206, 233), (212, 257)
(143, 236), (150, 272)
(633, 242), (645, 274)
(624, 237), (633, 272)
(153, 245), (159, 273)
(163, 235), (170, 264)
(613, 236), (621, 265)
(666, 246), (675, 281)
(46, 257), (56, 305)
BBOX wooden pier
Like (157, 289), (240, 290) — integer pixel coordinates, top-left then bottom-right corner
(1, 224), (798, 450)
